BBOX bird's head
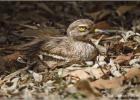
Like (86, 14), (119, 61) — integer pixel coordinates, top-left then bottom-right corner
(67, 19), (95, 38)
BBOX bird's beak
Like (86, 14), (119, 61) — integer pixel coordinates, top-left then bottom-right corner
(90, 27), (95, 33)
(89, 25), (96, 35)
(89, 23), (96, 33)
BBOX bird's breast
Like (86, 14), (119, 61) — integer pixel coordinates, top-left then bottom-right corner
(42, 38), (98, 61)
(72, 41), (97, 61)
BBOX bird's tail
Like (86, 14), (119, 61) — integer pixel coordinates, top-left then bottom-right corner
(17, 39), (45, 55)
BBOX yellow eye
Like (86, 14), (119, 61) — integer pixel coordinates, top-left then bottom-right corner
(78, 26), (87, 32)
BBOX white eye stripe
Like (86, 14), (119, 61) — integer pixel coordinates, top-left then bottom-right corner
(78, 24), (88, 27)
(78, 25), (88, 28)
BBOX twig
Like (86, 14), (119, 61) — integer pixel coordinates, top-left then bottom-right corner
(96, 59), (106, 77)
(19, 24), (38, 30)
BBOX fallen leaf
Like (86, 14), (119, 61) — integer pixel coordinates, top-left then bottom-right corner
(76, 80), (101, 100)
(1, 77), (19, 94)
(29, 70), (43, 82)
(124, 67), (140, 80)
(90, 67), (140, 89)
(95, 21), (112, 29)
(116, 5), (136, 16)
(114, 53), (134, 64)
(2, 52), (24, 63)
(85, 67), (108, 79)
(69, 70), (90, 80)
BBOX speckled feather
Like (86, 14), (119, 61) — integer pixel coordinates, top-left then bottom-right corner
(42, 37), (98, 61)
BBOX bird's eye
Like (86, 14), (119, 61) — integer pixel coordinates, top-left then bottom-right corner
(78, 26), (88, 32)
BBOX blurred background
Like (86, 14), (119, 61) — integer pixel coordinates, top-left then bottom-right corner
(0, 2), (140, 45)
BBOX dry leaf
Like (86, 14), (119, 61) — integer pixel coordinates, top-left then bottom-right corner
(108, 59), (122, 77)
(129, 57), (140, 68)
(76, 80), (101, 100)
(69, 70), (90, 80)
(1, 77), (19, 94)
(120, 31), (140, 42)
(23, 88), (34, 100)
(92, 55), (106, 68)
(95, 21), (112, 29)
(29, 70), (43, 82)
(90, 77), (124, 89)
(90, 67), (140, 89)
(114, 53), (133, 64)
(85, 67), (108, 79)
(116, 5), (136, 16)
(124, 67), (140, 80)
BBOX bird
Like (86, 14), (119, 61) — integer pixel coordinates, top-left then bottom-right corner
(1, 19), (99, 69)
(40, 19), (99, 66)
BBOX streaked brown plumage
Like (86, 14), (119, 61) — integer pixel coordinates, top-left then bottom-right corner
(0, 19), (99, 70)
(41, 19), (98, 62)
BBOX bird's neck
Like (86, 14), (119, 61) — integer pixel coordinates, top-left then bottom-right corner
(69, 36), (97, 49)
(69, 36), (89, 43)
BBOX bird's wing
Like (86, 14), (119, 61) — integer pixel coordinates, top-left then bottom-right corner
(42, 36), (72, 57)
